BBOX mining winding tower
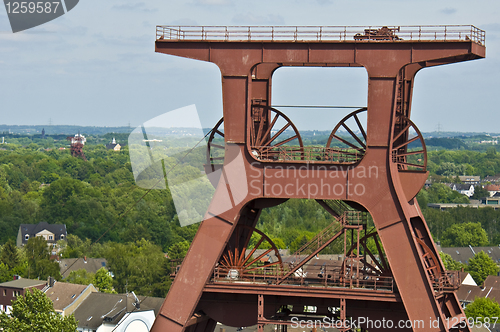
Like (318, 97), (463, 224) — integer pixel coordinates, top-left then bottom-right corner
(151, 25), (486, 332)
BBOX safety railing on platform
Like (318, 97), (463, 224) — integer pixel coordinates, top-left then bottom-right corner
(253, 146), (363, 164)
(210, 266), (395, 292)
(212, 266), (282, 284)
(156, 25), (485, 45)
(432, 270), (461, 293)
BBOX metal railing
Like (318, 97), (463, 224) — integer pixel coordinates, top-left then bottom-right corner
(290, 221), (343, 260)
(289, 211), (365, 262)
(253, 145), (363, 164)
(210, 266), (394, 292)
(156, 25), (485, 45)
(432, 270), (461, 293)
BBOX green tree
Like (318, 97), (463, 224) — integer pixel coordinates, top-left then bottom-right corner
(93, 267), (115, 293)
(66, 269), (94, 285)
(59, 234), (91, 258)
(441, 222), (489, 247)
(0, 288), (77, 332)
(471, 185), (490, 200)
(289, 233), (313, 253)
(0, 263), (12, 283)
(465, 297), (500, 323)
(425, 183), (470, 204)
(25, 237), (61, 280)
(1, 239), (19, 269)
(105, 239), (167, 296)
(435, 162), (466, 177)
(466, 251), (500, 285)
(167, 241), (190, 261)
(439, 252), (466, 271)
(486, 146), (497, 158)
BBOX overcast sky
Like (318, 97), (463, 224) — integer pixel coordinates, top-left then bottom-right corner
(0, 0), (499, 132)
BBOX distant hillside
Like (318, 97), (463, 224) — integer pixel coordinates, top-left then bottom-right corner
(0, 124), (133, 136)
(424, 137), (468, 150)
(1, 124), (499, 152)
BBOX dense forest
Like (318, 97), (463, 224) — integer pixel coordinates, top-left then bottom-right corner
(1, 129), (500, 296)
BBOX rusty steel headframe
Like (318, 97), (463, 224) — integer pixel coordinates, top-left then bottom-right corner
(151, 25), (485, 332)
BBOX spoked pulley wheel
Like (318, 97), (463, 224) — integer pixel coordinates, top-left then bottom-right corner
(250, 105), (303, 161)
(326, 108), (367, 163)
(206, 117), (225, 173)
(391, 113), (427, 172)
(219, 225), (283, 280)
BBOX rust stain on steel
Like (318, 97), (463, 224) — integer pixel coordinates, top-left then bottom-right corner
(151, 25), (485, 332)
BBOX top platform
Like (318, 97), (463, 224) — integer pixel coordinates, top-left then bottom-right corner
(156, 25), (485, 45)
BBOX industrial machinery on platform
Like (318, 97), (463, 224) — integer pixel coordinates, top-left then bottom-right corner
(150, 25), (485, 332)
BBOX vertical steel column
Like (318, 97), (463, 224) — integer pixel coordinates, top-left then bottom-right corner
(258, 294), (265, 332)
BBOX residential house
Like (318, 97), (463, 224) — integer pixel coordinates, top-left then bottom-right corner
(458, 176), (481, 185)
(59, 257), (108, 279)
(44, 280), (97, 316)
(485, 184), (500, 197)
(456, 284), (486, 308)
(480, 193), (500, 206)
(105, 138), (121, 151)
(73, 292), (164, 332)
(456, 283), (500, 310)
(455, 275), (500, 332)
(16, 222), (67, 255)
(483, 275), (500, 290)
(0, 278), (47, 313)
(440, 246), (500, 265)
(450, 183), (475, 197)
(458, 271), (477, 287)
(484, 174), (500, 184)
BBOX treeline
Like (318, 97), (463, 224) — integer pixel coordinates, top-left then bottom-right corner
(0, 144), (197, 251)
(427, 147), (500, 178)
(0, 125), (133, 135)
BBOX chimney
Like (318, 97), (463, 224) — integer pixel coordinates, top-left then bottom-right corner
(84, 256), (87, 263)
(131, 291), (140, 310)
(48, 276), (55, 288)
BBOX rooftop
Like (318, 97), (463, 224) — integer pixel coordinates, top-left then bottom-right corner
(59, 258), (107, 279)
(45, 282), (94, 311)
(428, 203), (500, 210)
(440, 246), (500, 266)
(73, 292), (164, 330)
(483, 275), (500, 290)
(0, 278), (47, 289)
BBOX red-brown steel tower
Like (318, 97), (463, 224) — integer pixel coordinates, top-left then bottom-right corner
(151, 25), (485, 332)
